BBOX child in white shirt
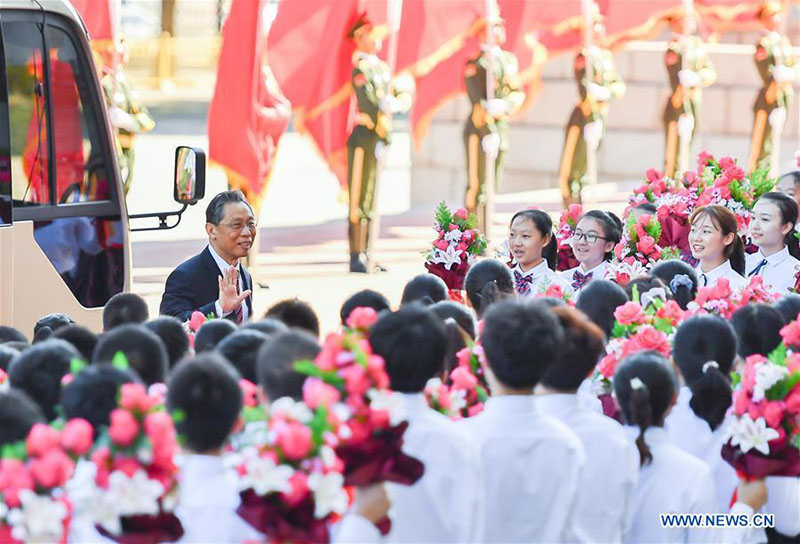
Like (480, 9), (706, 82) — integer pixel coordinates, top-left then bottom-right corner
(746, 192), (800, 294)
(507, 209), (573, 298)
(562, 210), (622, 296)
(689, 205), (747, 291)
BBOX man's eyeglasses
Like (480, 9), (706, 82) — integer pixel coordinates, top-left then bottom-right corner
(219, 220), (258, 232)
(572, 230), (607, 244)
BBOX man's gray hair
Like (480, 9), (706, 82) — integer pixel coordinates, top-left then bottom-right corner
(205, 190), (253, 225)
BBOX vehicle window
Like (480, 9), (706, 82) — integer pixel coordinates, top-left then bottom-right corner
(2, 19), (50, 206)
(45, 25), (111, 204)
(0, 22), (12, 225)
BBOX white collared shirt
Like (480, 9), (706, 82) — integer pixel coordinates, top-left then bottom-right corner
(207, 244), (250, 321)
(535, 393), (639, 543)
(176, 454), (264, 543)
(512, 261), (574, 299)
(665, 386), (739, 512)
(745, 246), (800, 295)
(561, 261), (608, 296)
(460, 395), (585, 543)
(695, 260), (747, 291)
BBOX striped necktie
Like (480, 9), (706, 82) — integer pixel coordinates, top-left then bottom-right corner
(234, 267), (244, 324)
(700, 273), (708, 287)
(748, 259), (768, 277)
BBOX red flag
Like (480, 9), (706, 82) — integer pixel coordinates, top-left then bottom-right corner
(70, 0), (116, 42)
(696, 0), (783, 35)
(600, 0), (683, 50)
(208, 0), (291, 210)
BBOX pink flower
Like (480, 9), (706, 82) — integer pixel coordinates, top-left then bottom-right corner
(239, 379), (261, 407)
(346, 307), (378, 331)
(655, 300), (685, 324)
(467, 403), (484, 417)
(366, 355), (390, 389)
(697, 150), (713, 168)
(780, 320), (800, 347)
(763, 401), (785, 429)
(91, 447), (111, 487)
(462, 230), (475, 243)
(119, 383), (154, 413)
(543, 284), (565, 299)
(614, 302), (647, 326)
(274, 421), (313, 461)
(282, 471), (309, 507)
(450, 366), (478, 390)
(456, 242), (468, 252)
(454, 208), (469, 220)
(189, 310), (206, 332)
(597, 353), (619, 379)
(303, 377), (341, 408)
(25, 423), (61, 457)
(61, 418), (94, 456)
(109, 409), (140, 447)
(112, 456), (141, 478)
(30, 449), (74, 488)
(436, 383), (452, 410)
(645, 168), (663, 183)
(0, 459), (34, 508)
(733, 390), (749, 416)
(434, 240), (449, 251)
(637, 235), (656, 255)
(144, 411), (174, 443)
(340, 364), (370, 396)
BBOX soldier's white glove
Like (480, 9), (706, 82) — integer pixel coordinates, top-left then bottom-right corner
(481, 133), (501, 159)
(379, 95), (401, 114)
(375, 142), (386, 161)
(583, 121), (603, 149)
(587, 83), (611, 102)
(678, 113), (695, 138)
(486, 98), (509, 117)
(108, 106), (138, 132)
(773, 64), (796, 83)
(769, 107), (787, 130)
(678, 69), (701, 88)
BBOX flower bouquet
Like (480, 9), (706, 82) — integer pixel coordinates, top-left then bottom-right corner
(425, 344), (490, 420)
(0, 420), (93, 543)
(722, 338), (800, 479)
(83, 382), (183, 543)
(555, 204), (582, 271)
(182, 311), (212, 350)
(230, 393), (349, 544)
(608, 213), (680, 285)
(294, 328), (425, 534)
(424, 202), (487, 301)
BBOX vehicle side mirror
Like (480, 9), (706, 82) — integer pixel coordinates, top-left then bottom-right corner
(173, 146), (206, 205)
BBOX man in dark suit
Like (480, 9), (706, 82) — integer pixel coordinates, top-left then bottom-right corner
(160, 190), (255, 322)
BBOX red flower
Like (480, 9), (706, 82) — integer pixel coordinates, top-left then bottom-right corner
(614, 302), (648, 326)
(274, 421), (313, 461)
(340, 364), (370, 397)
(0, 458), (34, 508)
(188, 311), (206, 332)
(763, 401), (786, 429)
(91, 446), (111, 487)
(239, 379), (261, 407)
(112, 456), (141, 478)
(634, 326), (671, 356)
(119, 383), (155, 413)
(637, 235), (656, 255)
(303, 377), (342, 408)
(61, 418), (94, 456)
(30, 449), (74, 488)
(346, 307), (378, 331)
(454, 208), (469, 220)
(282, 471), (310, 507)
(780, 320), (800, 348)
(655, 300), (685, 324)
(25, 423), (61, 457)
(109, 409), (140, 447)
(450, 366), (478, 390)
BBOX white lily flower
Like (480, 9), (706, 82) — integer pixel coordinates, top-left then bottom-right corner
(450, 389), (467, 413)
(239, 456), (293, 497)
(430, 245), (464, 270)
(727, 414), (780, 455)
(107, 470), (164, 517)
(307, 471), (348, 518)
(93, 491), (123, 535)
(752, 362), (789, 403)
(270, 397), (313, 422)
(8, 490), (68, 542)
(367, 389), (405, 425)
(443, 229), (463, 243)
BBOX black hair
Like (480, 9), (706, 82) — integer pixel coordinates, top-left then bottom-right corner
(340, 289), (391, 324)
(92, 324), (168, 386)
(731, 304), (785, 359)
(613, 351), (677, 466)
(0, 389), (45, 446)
(167, 353), (243, 453)
(429, 301), (477, 340)
(579, 210), (623, 260)
(205, 190), (253, 224)
(61, 366), (139, 434)
(103, 292), (149, 331)
(689, 205), (746, 275)
(575, 280), (629, 338)
(540, 306), (606, 391)
(194, 319), (238, 353)
(758, 192), (800, 259)
(33, 326), (54, 343)
(651, 260), (698, 310)
(144, 317), (191, 370)
(0, 326), (27, 344)
(216, 329), (269, 383)
(52, 325), (98, 363)
(672, 315), (737, 431)
(256, 330), (320, 401)
(774, 294), (800, 324)
(481, 300), (564, 389)
(241, 318), (289, 337)
(33, 314), (74, 339)
(464, 259), (515, 318)
(509, 209), (558, 269)
(400, 274), (449, 307)
(0, 345), (20, 372)
(369, 305), (447, 392)
(8, 338), (80, 421)
(624, 276), (668, 303)
(3, 342), (29, 354)
(264, 299), (321, 337)
(779, 170), (800, 187)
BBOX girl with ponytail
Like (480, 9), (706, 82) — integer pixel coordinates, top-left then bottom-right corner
(614, 350), (768, 542)
(688, 205), (747, 290)
(464, 259), (515, 319)
(746, 191), (800, 294)
(507, 209), (572, 297)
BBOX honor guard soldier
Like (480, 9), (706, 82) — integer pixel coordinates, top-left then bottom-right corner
(557, 21), (625, 207)
(662, 15), (716, 179)
(463, 11), (525, 233)
(346, 14), (409, 273)
(748, 2), (798, 175)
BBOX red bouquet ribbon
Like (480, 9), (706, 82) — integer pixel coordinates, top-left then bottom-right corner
(721, 441), (800, 480)
(425, 262), (469, 291)
(95, 512), (184, 544)
(236, 489), (330, 544)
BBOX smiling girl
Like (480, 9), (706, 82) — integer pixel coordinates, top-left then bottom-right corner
(508, 209), (572, 297)
(562, 210), (622, 294)
(688, 205), (747, 290)
(745, 192), (800, 294)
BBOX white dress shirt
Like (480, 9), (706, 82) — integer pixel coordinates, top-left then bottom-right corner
(207, 244), (250, 321)
(764, 477), (800, 537)
(513, 261), (574, 298)
(561, 261), (609, 296)
(745, 247), (800, 295)
(695, 260), (747, 291)
(176, 454), (264, 543)
(665, 387), (739, 512)
(460, 395), (585, 543)
(535, 393), (639, 543)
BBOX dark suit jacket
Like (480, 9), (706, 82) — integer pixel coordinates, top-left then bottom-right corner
(160, 246), (253, 322)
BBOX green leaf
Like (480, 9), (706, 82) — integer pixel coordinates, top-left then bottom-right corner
(652, 317), (674, 335)
(768, 343), (788, 367)
(171, 409), (186, 425)
(112, 351), (130, 371)
(476, 385), (489, 403)
(1, 440), (27, 460)
(434, 202), (453, 230)
(308, 405), (329, 448)
(70, 357), (87, 376)
(631, 285), (641, 304)
(731, 371), (741, 388)
(611, 321), (627, 339)
(242, 405), (267, 424)
(766, 370), (800, 401)
(292, 360), (345, 389)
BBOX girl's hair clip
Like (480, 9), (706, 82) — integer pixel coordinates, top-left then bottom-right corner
(630, 377), (646, 390)
(702, 360), (719, 374)
(669, 274), (694, 293)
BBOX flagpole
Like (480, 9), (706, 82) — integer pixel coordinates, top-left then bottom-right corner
(483, 0), (497, 238)
(677, 0), (694, 175)
(582, 0), (598, 207)
(367, 0), (402, 273)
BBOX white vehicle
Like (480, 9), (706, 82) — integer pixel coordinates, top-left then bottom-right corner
(0, 0), (204, 337)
